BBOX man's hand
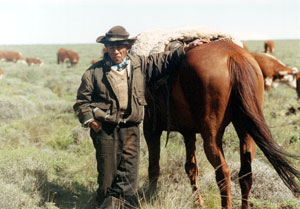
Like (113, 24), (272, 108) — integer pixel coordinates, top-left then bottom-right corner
(183, 39), (210, 53)
(89, 120), (102, 133)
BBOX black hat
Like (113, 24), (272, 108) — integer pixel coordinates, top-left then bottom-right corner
(96, 26), (137, 45)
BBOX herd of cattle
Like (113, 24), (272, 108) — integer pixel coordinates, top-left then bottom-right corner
(0, 48), (80, 67)
(0, 50), (43, 66)
(0, 41), (299, 100)
(0, 48), (80, 78)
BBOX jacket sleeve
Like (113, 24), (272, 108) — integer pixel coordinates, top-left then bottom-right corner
(73, 70), (95, 126)
(141, 46), (185, 82)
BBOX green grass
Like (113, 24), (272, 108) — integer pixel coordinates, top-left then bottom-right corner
(0, 40), (300, 208)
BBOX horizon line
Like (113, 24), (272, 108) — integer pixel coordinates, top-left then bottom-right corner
(0, 38), (299, 46)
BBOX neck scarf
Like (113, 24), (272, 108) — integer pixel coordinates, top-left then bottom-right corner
(111, 59), (128, 71)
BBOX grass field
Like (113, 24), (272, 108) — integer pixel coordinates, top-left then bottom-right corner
(0, 40), (299, 209)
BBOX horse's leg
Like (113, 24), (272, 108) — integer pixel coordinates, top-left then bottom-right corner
(233, 123), (257, 209)
(182, 132), (204, 207)
(201, 126), (231, 209)
(144, 128), (162, 193)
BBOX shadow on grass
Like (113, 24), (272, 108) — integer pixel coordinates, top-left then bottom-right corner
(41, 181), (98, 209)
(42, 179), (157, 209)
(30, 168), (162, 209)
(25, 168), (98, 209)
(46, 183), (157, 209)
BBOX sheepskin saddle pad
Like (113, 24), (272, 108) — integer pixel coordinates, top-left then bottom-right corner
(130, 25), (243, 56)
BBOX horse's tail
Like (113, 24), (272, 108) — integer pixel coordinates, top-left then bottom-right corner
(228, 53), (300, 197)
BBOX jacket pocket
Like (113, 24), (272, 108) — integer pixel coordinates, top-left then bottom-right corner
(134, 87), (147, 106)
(93, 108), (107, 121)
(128, 94), (145, 123)
(91, 103), (112, 121)
(91, 102), (110, 110)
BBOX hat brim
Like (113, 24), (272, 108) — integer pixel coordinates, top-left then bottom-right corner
(96, 36), (137, 45)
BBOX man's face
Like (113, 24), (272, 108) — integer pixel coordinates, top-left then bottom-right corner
(106, 43), (129, 64)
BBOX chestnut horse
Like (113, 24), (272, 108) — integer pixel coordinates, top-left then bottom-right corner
(143, 40), (300, 209)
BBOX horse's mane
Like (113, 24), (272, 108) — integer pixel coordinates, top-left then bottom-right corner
(131, 25), (242, 56)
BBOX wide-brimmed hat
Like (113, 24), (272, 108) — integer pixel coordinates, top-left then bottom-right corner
(96, 26), (137, 45)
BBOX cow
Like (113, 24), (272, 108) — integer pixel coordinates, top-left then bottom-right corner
(0, 50), (25, 63)
(264, 40), (275, 54)
(25, 57), (43, 66)
(250, 52), (298, 90)
(296, 72), (300, 100)
(0, 67), (3, 79)
(57, 48), (79, 66)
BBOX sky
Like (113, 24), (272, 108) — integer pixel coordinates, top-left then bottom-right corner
(0, 0), (299, 45)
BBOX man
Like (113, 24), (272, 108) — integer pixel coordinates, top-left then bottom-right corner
(73, 26), (204, 209)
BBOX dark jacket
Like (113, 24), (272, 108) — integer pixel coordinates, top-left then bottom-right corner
(73, 46), (185, 126)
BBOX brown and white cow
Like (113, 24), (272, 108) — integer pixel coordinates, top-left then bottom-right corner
(0, 67), (3, 79)
(26, 57), (43, 66)
(57, 48), (79, 66)
(251, 52), (298, 90)
(264, 40), (275, 54)
(0, 50), (26, 63)
(296, 72), (300, 101)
